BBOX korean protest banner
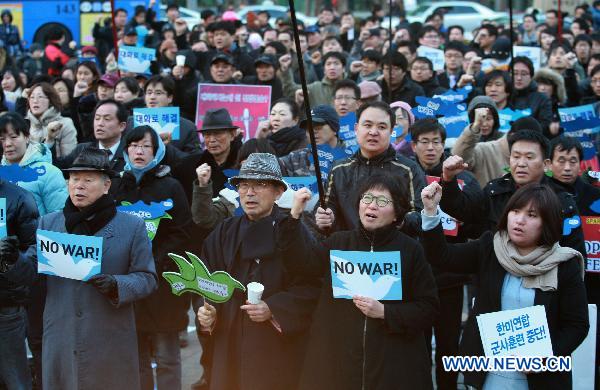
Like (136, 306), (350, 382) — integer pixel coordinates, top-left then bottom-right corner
(433, 85), (473, 103)
(0, 198), (6, 238)
(118, 46), (156, 75)
(117, 199), (174, 241)
(498, 108), (531, 132)
(36, 229), (103, 281)
(330, 250), (402, 300)
(283, 176), (318, 193)
(133, 107), (181, 140)
(417, 46), (445, 71)
(195, 84), (271, 140)
(437, 111), (469, 140)
(0, 164), (46, 183)
(559, 104), (600, 169)
(513, 46), (542, 71)
(477, 305), (553, 357)
(581, 215), (600, 273)
(307, 144), (348, 183)
(426, 176), (464, 236)
(338, 112), (358, 155)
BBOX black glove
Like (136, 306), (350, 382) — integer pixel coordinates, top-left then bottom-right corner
(0, 236), (20, 273)
(87, 274), (118, 300)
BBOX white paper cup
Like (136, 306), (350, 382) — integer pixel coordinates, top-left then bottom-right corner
(247, 282), (264, 304)
(176, 55), (186, 67)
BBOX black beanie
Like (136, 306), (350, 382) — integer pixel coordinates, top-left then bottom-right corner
(509, 116), (542, 134)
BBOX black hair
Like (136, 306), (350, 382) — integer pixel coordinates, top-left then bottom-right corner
(51, 77), (74, 101)
(447, 25), (464, 35)
(361, 49), (382, 64)
(334, 79), (361, 99)
(94, 99), (129, 123)
(115, 76), (141, 96)
(124, 125), (159, 155)
(264, 41), (287, 56)
(483, 70), (512, 96)
(549, 40), (572, 56)
(418, 25), (440, 40)
(323, 35), (342, 46)
(444, 41), (465, 54)
(144, 75), (175, 97)
(550, 136), (583, 161)
(356, 174), (410, 223)
(272, 97), (300, 120)
(322, 51), (346, 67)
(166, 4), (179, 12)
(236, 138), (275, 168)
(1, 67), (24, 92)
(523, 13), (537, 23)
(396, 40), (417, 54)
(591, 64), (600, 79)
(510, 56), (534, 78)
(546, 9), (559, 17)
(208, 21), (236, 36)
(0, 112), (29, 137)
(409, 118), (446, 142)
(383, 51), (408, 72)
(115, 8), (127, 16)
(574, 34), (593, 48)
(356, 101), (395, 128)
(508, 129), (550, 158)
(201, 9), (215, 20)
(572, 17), (591, 34)
(412, 57), (434, 72)
(480, 23), (498, 37)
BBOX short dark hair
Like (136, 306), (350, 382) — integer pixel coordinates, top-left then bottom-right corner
(550, 136), (583, 161)
(115, 76), (141, 96)
(396, 40), (417, 54)
(413, 57), (434, 72)
(94, 99), (129, 123)
(361, 49), (382, 64)
(272, 97), (300, 119)
(322, 51), (346, 66)
(0, 112), (29, 137)
(546, 9), (559, 17)
(356, 174), (410, 223)
(208, 21), (236, 35)
(591, 64), (600, 78)
(76, 61), (100, 84)
(383, 51), (408, 72)
(409, 118), (446, 142)
(573, 18), (591, 34)
(29, 82), (62, 111)
(323, 35), (342, 46)
(549, 40), (572, 56)
(524, 13), (537, 23)
(144, 75), (175, 97)
(444, 41), (465, 54)
(334, 79), (361, 99)
(510, 56), (534, 77)
(447, 25), (464, 35)
(356, 101), (395, 128)
(419, 25), (440, 40)
(574, 34), (593, 48)
(115, 8), (127, 16)
(480, 23), (498, 37)
(483, 70), (512, 96)
(124, 125), (159, 155)
(166, 4), (179, 12)
(237, 138), (275, 168)
(508, 129), (550, 158)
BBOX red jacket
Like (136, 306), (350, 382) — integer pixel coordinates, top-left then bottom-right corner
(44, 42), (70, 76)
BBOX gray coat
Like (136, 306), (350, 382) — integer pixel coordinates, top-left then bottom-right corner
(40, 211), (157, 390)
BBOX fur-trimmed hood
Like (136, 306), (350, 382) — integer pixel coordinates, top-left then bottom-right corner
(533, 67), (566, 104)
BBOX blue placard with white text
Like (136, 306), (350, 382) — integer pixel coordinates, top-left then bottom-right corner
(0, 165), (46, 183)
(133, 107), (180, 140)
(0, 198), (6, 238)
(118, 46), (156, 75)
(330, 250), (402, 300)
(36, 229), (103, 281)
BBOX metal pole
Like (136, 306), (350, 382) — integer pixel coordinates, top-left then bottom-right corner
(110, 0), (120, 76)
(388, 0), (392, 103)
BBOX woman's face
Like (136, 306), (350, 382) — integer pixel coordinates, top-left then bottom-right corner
(76, 65), (95, 85)
(114, 82), (135, 103)
(269, 102), (297, 132)
(536, 82), (554, 99)
(540, 32), (555, 51)
(479, 111), (495, 136)
(1, 72), (16, 92)
(506, 202), (543, 253)
(127, 132), (155, 169)
(53, 81), (70, 106)
(0, 124), (28, 164)
(29, 86), (50, 117)
(548, 47), (567, 70)
(394, 108), (409, 137)
(359, 187), (397, 231)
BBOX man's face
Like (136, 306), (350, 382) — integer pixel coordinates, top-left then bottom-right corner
(575, 41), (591, 62)
(257, 13), (269, 25)
(94, 103), (125, 143)
(203, 129), (235, 160)
(412, 130), (444, 169)
(319, 10), (334, 25)
(589, 58), (600, 76)
(68, 171), (111, 209)
(485, 76), (509, 107)
(145, 82), (172, 108)
(509, 140), (546, 186)
(263, 30), (277, 44)
(299, 35), (308, 53)
(341, 14), (354, 27)
(523, 16), (536, 31)
(571, 22), (584, 36)
(355, 107), (392, 158)
(238, 180), (284, 221)
(383, 64), (405, 88)
(167, 8), (179, 21)
(213, 29), (233, 50)
(123, 34), (137, 46)
(97, 84), (114, 100)
(324, 57), (344, 81)
(448, 28), (463, 42)
(334, 87), (359, 116)
(115, 11), (127, 28)
(477, 28), (495, 50)
(419, 31), (440, 48)
(256, 63), (275, 81)
(545, 12), (558, 27)
(322, 38), (342, 54)
(540, 32), (555, 51)
(548, 47), (567, 71)
(549, 147), (580, 184)
(410, 60), (432, 82)
(361, 58), (379, 75)
(312, 123), (337, 146)
(278, 32), (293, 50)
(210, 61), (234, 83)
(444, 49), (463, 72)
(307, 31), (322, 48)
(512, 62), (532, 90)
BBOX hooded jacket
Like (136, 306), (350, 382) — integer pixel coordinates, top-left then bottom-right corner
(467, 95), (501, 142)
(26, 106), (78, 158)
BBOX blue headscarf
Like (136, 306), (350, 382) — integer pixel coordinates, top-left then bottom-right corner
(123, 129), (166, 183)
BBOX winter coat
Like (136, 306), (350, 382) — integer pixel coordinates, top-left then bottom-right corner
(267, 125), (308, 157)
(43, 42), (71, 76)
(280, 68), (338, 106)
(241, 75), (284, 105)
(279, 218), (438, 390)
(0, 23), (22, 57)
(1, 142), (67, 215)
(111, 165), (192, 332)
(510, 82), (553, 131)
(325, 146), (426, 235)
(26, 107), (78, 158)
(201, 207), (320, 390)
(125, 114), (201, 154)
(174, 71), (201, 122)
(0, 179), (38, 307)
(53, 140), (127, 174)
(422, 224), (589, 389)
(416, 75), (447, 97)
(379, 77), (426, 107)
(74, 93), (98, 142)
(40, 211), (157, 390)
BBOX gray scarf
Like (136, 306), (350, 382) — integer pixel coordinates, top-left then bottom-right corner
(493, 231), (584, 291)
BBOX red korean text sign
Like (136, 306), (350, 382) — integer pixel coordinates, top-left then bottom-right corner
(581, 216), (600, 273)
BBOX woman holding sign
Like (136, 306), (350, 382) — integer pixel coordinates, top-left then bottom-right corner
(421, 182), (588, 389)
(110, 125), (193, 390)
(282, 174), (439, 389)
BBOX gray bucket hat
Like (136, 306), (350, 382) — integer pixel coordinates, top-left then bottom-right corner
(229, 153), (287, 190)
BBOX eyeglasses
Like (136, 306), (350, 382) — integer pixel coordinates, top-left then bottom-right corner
(591, 78), (600, 85)
(145, 89), (166, 96)
(416, 139), (443, 146)
(361, 193), (393, 207)
(128, 144), (153, 151)
(334, 95), (357, 101)
(236, 180), (270, 193)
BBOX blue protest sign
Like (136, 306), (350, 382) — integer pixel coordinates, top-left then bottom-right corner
(338, 112), (359, 155)
(222, 169), (243, 216)
(433, 85), (472, 103)
(559, 104), (600, 122)
(437, 111), (470, 139)
(0, 165), (46, 183)
(283, 176), (318, 193)
(36, 229), (103, 281)
(118, 46), (156, 75)
(560, 117), (600, 161)
(306, 144), (348, 182)
(133, 107), (180, 140)
(0, 198), (6, 238)
(414, 96), (466, 119)
(117, 199), (174, 241)
(498, 108), (531, 132)
(330, 250), (402, 300)
(563, 215), (582, 236)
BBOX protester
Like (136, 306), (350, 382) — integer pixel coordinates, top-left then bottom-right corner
(113, 76), (144, 113)
(390, 100), (415, 157)
(1, 68), (23, 107)
(241, 54), (284, 107)
(379, 51), (424, 106)
(510, 56), (553, 132)
(409, 57), (447, 97)
(257, 97), (307, 157)
(333, 79), (360, 117)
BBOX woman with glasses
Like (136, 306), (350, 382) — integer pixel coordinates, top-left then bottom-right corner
(110, 125), (192, 390)
(24, 82), (77, 157)
(281, 174), (439, 390)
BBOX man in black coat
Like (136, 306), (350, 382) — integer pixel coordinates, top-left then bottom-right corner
(172, 49), (202, 123)
(409, 57), (447, 97)
(0, 179), (39, 389)
(241, 54), (283, 104)
(379, 51), (425, 106)
(510, 57), (553, 132)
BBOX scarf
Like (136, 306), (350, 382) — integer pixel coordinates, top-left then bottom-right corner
(268, 125), (307, 157)
(123, 132), (166, 183)
(64, 194), (117, 235)
(493, 230), (584, 291)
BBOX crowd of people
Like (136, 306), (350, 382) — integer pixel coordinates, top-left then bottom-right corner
(1, 1), (600, 390)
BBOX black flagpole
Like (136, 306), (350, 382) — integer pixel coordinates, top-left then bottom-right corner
(287, 0), (326, 209)
(508, 0), (514, 80)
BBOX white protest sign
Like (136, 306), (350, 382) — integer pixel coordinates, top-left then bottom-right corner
(572, 304), (597, 390)
(513, 46), (542, 71)
(477, 305), (553, 357)
(417, 46), (445, 71)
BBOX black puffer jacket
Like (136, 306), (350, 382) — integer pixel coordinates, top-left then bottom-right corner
(510, 82), (553, 131)
(416, 75), (447, 97)
(0, 179), (39, 307)
(379, 77), (425, 107)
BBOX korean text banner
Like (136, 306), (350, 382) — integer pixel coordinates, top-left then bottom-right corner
(581, 215), (600, 273)
(330, 250), (402, 300)
(133, 107), (181, 140)
(477, 305), (553, 357)
(118, 46), (156, 75)
(196, 84), (271, 140)
(37, 229), (103, 281)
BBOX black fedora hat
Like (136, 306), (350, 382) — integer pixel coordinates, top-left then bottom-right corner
(198, 108), (239, 132)
(63, 147), (115, 177)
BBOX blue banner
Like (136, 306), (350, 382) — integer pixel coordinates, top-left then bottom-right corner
(433, 85), (473, 103)
(118, 46), (156, 75)
(0, 198), (6, 238)
(437, 112), (470, 139)
(338, 112), (359, 155)
(307, 144), (348, 183)
(117, 199), (173, 240)
(0, 165), (46, 183)
(330, 250), (402, 300)
(36, 229), (103, 281)
(414, 96), (466, 118)
(498, 108), (531, 132)
(133, 107), (180, 140)
(283, 176), (318, 193)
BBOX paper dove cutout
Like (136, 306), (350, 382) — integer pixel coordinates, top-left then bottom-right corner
(330, 254), (401, 300)
(117, 199), (173, 241)
(37, 234), (101, 281)
(163, 251), (245, 303)
(0, 165), (46, 183)
(563, 215), (582, 236)
(120, 56), (151, 74)
(591, 199), (600, 214)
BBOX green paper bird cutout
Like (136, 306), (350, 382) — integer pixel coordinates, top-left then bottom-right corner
(162, 251), (245, 303)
